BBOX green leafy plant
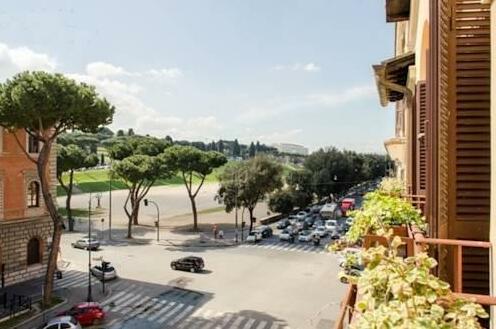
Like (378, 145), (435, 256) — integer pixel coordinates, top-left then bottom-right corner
(350, 236), (488, 329)
(377, 177), (405, 197)
(346, 191), (425, 243)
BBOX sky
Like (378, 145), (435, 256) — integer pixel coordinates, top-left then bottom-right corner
(0, 1), (395, 153)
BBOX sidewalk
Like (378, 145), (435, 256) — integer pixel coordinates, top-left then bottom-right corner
(3, 276), (109, 329)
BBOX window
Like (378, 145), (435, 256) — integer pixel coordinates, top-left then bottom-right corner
(61, 324), (72, 329)
(27, 181), (40, 208)
(28, 134), (39, 153)
(27, 237), (40, 265)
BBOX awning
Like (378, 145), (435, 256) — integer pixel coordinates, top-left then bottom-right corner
(386, 0), (411, 22)
(373, 51), (415, 107)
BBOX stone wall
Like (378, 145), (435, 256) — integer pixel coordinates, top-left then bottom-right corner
(0, 216), (52, 287)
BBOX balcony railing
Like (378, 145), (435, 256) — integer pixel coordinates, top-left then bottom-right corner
(333, 226), (496, 329)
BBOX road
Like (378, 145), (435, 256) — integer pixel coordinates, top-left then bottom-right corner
(57, 228), (345, 329)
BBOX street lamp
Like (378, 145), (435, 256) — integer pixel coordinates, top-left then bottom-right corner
(144, 199), (160, 242)
(87, 192), (100, 302)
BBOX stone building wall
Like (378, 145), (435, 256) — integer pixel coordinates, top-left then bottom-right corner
(0, 216), (52, 287)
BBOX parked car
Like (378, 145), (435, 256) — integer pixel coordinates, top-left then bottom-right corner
(313, 226), (328, 238)
(171, 256), (205, 273)
(90, 262), (117, 281)
(246, 231), (262, 243)
(257, 225), (273, 238)
(304, 216), (315, 227)
(276, 219), (290, 229)
(71, 238), (100, 251)
(325, 220), (338, 232)
(43, 316), (81, 329)
(329, 230), (340, 240)
(295, 211), (308, 220)
(298, 230), (314, 242)
(279, 228), (294, 241)
(58, 302), (105, 327)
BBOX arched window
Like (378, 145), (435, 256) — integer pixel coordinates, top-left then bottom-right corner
(27, 238), (41, 265)
(27, 181), (40, 208)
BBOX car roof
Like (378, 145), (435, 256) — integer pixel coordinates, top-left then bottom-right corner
(75, 302), (101, 308)
(48, 315), (73, 324)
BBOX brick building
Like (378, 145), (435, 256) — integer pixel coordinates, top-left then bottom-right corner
(0, 128), (56, 287)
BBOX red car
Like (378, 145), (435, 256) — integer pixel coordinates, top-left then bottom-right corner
(340, 198), (356, 216)
(59, 302), (105, 326)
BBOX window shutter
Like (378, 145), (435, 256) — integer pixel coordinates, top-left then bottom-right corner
(415, 81), (428, 195)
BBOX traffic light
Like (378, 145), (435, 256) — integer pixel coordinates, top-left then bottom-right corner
(144, 199), (149, 206)
(102, 261), (110, 271)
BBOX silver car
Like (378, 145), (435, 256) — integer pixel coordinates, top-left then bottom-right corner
(72, 238), (100, 251)
(43, 316), (81, 329)
(90, 264), (117, 281)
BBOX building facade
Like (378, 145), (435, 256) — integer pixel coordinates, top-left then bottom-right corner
(272, 143), (309, 156)
(0, 129), (56, 287)
(375, 0), (493, 297)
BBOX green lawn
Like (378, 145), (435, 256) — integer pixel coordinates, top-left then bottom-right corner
(57, 167), (223, 196)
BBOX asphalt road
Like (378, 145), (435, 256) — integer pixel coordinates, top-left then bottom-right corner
(58, 230), (345, 329)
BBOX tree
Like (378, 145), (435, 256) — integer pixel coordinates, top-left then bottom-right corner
(57, 145), (99, 231)
(116, 129), (125, 137)
(127, 128), (135, 136)
(165, 135), (173, 144)
(268, 189), (295, 215)
(218, 156), (283, 232)
(255, 141), (261, 154)
(218, 140), (224, 153)
(161, 145), (227, 230)
(0, 71), (114, 305)
(248, 142), (256, 157)
(233, 139), (240, 157)
(112, 154), (172, 238)
(107, 136), (170, 236)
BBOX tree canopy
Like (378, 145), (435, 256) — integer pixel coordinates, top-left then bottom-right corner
(161, 145), (227, 230)
(218, 156), (283, 232)
(57, 144), (99, 231)
(0, 71), (114, 306)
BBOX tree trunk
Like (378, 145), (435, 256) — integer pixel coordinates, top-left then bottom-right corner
(38, 142), (63, 307)
(132, 202), (140, 225)
(248, 207), (254, 233)
(67, 170), (74, 231)
(127, 214), (133, 239)
(190, 196), (198, 231)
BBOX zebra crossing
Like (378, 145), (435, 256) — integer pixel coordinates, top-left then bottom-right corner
(238, 239), (330, 254)
(54, 271), (291, 329)
(104, 282), (291, 329)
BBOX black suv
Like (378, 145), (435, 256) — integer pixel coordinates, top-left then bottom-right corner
(257, 226), (273, 238)
(171, 256), (205, 273)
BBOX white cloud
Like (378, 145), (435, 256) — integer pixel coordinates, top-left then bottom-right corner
(272, 62), (321, 72)
(306, 85), (376, 107)
(237, 84), (375, 124)
(85, 61), (183, 80)
(136, 115), (222, 140)
(0, 43), (56, 80)
(257, 129), (303, 144)
(86, 62), (128, 78)
(146, 68), (183, 79)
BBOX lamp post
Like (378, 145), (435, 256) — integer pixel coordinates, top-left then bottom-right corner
(108, 163), (113, 241)
(144, 199), (160, 242)
(87, 192), (99, 302)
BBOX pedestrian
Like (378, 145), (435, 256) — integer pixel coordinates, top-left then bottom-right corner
(218, 230), (224, 239)
(213, 224), (218, 239)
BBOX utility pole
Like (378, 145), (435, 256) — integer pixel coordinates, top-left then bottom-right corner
(234, 172), (239, 243)
(87, 193), (93, 302)
(108, 165), (112, 240)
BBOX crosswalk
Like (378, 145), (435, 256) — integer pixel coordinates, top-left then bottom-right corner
(54, 271), (291, 329)
(238, 240), (330, 254)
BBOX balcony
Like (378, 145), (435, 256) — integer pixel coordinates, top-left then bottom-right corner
(334, 223), (496, 329)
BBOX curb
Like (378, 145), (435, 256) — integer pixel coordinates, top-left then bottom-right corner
(12, 297), (68, 329)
